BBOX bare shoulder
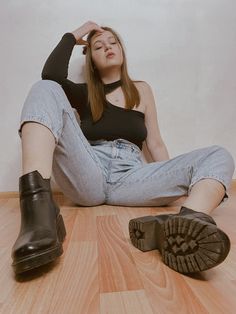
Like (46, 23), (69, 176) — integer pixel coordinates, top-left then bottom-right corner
(133, 80), (152, 92)
(133, 80), (155, 110)
(133, 80), (154, 99)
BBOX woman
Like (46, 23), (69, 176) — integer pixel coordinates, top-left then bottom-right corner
(12, 21), (235, 275)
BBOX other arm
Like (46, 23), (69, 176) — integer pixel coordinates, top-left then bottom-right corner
(143, 82), (170, 161)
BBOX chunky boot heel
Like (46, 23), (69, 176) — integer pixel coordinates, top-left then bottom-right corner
(11, 170), (67, 275)
(57, 214), (66, 243)
(129, 215), (169, 252)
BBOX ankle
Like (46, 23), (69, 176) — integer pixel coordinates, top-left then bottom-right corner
(19, 170), (52, 196)
(22, 169), (51, 180)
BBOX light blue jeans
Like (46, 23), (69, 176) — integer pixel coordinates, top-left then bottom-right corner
(18, 80), (235, 207)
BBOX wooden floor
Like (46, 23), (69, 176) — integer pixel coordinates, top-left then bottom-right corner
(0, 183), (236, 314)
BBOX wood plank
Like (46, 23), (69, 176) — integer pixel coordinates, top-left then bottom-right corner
(0, 199), (20, 246)
(131, 250), (208, 314)
(69, 205), (115, 242)
(57, 205), (78, 252)
(218, 245), (236, 280)
(100, 290), (153, 314)
(47, 242), (99, 314)
(97, 215), (143, 292)
(0, 192), (20, 198)
(1, 269), (45, 314)
(182, 270), (236, 313)
(0, 247), (16, 303)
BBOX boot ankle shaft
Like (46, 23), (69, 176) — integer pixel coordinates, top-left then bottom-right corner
(179, 207), (196, 215)
(20, 187), (52, 199)
(19, 171), (51, 195)
(179, 206), (216, 225)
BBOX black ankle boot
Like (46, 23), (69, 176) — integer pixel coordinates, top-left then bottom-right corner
(11, 170), (66, 274)
(179, 206), (216, 225)
(129, 207), (230, 274)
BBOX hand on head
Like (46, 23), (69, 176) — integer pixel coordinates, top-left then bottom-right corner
(71, 21), (104, 46)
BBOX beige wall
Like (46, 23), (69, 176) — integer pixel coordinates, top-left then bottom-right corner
(1, 0), (236, 191)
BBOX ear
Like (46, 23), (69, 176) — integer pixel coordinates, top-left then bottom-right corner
(82, 46), (87, 55)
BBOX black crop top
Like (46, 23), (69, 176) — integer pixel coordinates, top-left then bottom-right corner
(41, 33), (147, 150)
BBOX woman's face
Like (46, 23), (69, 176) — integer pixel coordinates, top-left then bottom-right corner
(90, 30), (123, 73)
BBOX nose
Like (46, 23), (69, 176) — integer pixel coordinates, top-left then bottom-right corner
(104, 43), (112, 51)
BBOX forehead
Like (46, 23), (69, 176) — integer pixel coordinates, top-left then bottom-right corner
(91, 30), (116, 44)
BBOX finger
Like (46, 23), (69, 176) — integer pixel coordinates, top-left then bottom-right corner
(97, 27), (105, 32)
(93, 25), (104, 33)
(78, 38), (88, 45)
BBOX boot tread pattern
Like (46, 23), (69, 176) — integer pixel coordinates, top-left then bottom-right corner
(129, 215), (230, 274)
(162, 216), (230, 273)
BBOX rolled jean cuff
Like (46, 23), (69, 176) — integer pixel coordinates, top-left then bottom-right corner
(18, 116), (60, 144)
(188, 175), (230, 204)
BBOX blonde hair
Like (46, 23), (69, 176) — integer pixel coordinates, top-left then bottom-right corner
(84, 26), (140, 122)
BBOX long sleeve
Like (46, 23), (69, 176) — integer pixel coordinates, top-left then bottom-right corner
(41, 33), (88, 116)
(41, 33), (76, 84)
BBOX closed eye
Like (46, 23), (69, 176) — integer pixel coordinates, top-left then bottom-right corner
(95, 42), (117, 50)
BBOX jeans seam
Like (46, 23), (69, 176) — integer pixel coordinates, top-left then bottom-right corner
(63, 111), (107, 184)
(118, 164), (193, 186)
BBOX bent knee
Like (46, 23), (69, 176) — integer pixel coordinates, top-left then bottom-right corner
(25, 79), (70, 113)
(31, 79), (62, 92)
(212, 145), (235, 173)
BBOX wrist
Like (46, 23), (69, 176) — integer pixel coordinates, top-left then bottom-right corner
(71, 31), (77, 40)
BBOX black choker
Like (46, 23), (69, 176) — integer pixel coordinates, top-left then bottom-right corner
(104, 80), (122, 94)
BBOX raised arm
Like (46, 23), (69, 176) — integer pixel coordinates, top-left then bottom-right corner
(41, 21), (104, 85)
(41, 33), (76, 84)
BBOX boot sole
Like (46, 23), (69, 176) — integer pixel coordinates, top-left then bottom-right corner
(12, 214), (66, 275)
(129, 215), (230, 274)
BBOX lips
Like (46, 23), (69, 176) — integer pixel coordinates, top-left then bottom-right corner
(106, 52), (115, 58)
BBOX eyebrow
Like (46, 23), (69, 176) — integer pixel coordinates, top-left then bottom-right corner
(93, 36), (116, 46)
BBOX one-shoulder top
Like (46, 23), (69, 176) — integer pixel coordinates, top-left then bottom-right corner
(41, 33), (147, 150)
